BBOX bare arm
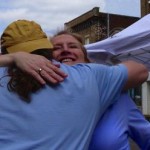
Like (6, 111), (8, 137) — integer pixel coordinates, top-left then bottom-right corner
(0, 52), (67, 84)
(121, 60), (148, 90)
(0, 53), (14, 67)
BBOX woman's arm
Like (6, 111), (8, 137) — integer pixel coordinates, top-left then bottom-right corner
(121, 61), (148, 90)
(128, 96), (150, 150)
(0, 53), (14, 67)
(0, 52), (67, 84)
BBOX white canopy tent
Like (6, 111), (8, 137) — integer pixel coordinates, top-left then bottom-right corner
(85, 14), (150, 70)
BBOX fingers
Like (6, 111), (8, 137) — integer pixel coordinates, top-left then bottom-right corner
(27, 69), (46, 85)
(53, 63), (60, 68)
(30, 61), (68, 84)
(14, 53), (68, 84)
(27, 68), (62, 85)
(38, 63), (67, 83)
(24, 66), (61, 85)
(38, 69), (61, 84)
(45, 63), (68, 77)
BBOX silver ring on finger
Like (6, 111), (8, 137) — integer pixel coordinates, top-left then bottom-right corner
(37, 68), (43, 74)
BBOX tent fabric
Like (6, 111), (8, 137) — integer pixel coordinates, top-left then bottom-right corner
(85, 14), (150, 70)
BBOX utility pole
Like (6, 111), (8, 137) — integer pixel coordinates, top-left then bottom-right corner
(107, 13), (110, 37)
(141, 0), (149, 17)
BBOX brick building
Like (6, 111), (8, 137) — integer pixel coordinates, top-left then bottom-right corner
(65, 7), (139, 44)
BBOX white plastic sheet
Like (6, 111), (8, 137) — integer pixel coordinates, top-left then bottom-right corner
(86, 14), (150, 69)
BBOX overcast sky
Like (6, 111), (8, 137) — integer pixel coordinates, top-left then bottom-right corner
(0, 0), (141, 36)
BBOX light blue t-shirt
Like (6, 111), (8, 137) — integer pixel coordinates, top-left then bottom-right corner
(0, 63), (127, 150)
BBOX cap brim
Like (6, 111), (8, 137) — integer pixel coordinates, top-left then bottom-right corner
(6, 38), (53, 53)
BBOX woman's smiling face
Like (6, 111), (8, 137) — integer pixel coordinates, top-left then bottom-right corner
(51, 34), (86, 66)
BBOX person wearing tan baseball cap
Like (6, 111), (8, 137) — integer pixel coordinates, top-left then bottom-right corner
(0, 19), (64, 101)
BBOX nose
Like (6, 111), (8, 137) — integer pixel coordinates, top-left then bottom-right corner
(60, 50), (71, 56)
(59, 44), (72, 56)
(62, 44), (68, 51)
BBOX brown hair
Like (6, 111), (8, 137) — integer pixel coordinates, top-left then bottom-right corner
(52, 30), (90, 63)
(1, 47), (52, 102)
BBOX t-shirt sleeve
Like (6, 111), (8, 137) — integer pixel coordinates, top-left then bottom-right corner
(91, 63), (128, 113)
(127, 97), (150, 150)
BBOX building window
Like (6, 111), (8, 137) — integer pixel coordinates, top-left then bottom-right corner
(84, 35), (90, 44)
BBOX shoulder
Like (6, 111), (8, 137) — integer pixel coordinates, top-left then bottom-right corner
(86, 63), (128, 80)
(60, 63), (128, 82)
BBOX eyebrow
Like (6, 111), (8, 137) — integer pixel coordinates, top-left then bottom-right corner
(54, 42), (80, 46)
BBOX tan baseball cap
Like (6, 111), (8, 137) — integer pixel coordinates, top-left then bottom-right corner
(1, 19), (53, 53)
